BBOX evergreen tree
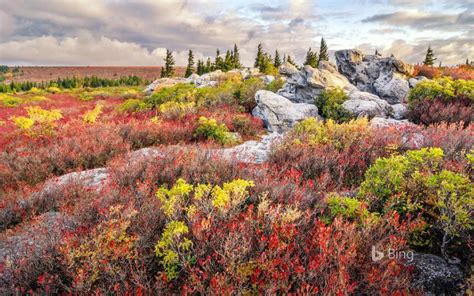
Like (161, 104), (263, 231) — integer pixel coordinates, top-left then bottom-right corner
(160, 49), (175, 78)
(318, 38), (329, 62)
(438, 61), (442, 68)
(206, 57), (212, 73)
(304, 47), (318, 68)
(224, 50), (233, 71)
(375, 49), (379, 56)
(466, 58), (470, 66)
(214, 49), (224, 71)
(286, 55), (297, 67)
(273, 50), (282, 67)
(390, 53), (395, 58)
(254, 43), (264, 69)
(232, 44), (241, 68)
(196, 60), (204, 75)
(283, 54), (287, 63)
(423, 46), (436, 66)
(184, 49), (195, 78)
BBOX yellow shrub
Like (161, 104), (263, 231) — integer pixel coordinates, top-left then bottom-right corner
(47, 86), (61, 93)
(159, 101), (195, 119)
(81, 104), (103, 124)
(10, 106), (62, 135)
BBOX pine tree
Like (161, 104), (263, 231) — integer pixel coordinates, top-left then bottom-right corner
(224, 50), (233, 71)
(274, 50), (282, 67)
(375, 49), (379, 56)
(196, 60), (204, 75)
(184, 49), (195, 78)
(318, 38), (329, 62)
(423, 46), (436, 66)
(304, 47), (318, 68)
(232, 44), (241, 68)
(214, 49), (224, 71)
(283, 54), (287, 63)
(287, 55), (297, 67)
(206, 57), (212, 73)
(254, 43), (264, 69)
(391, 53), (395, 58)
(160, 49), (175, 78)
(466, 58), (470, 66)
(438, 61), (442, 68)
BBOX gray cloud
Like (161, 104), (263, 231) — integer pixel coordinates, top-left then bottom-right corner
(362, 10), (474, 31)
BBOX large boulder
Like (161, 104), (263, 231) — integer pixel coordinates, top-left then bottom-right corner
(408, 253), (464, 295)
(408, 76), (428, 88)
(335, 49), (414, 104)
(342, 90), (393, 118)
(144, 77), (188, 95)
(220, 133), (282, 163)
(252, 90), (321, 132)
(277, 61), (356, 104)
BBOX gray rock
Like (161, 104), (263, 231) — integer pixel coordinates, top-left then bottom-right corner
(408, 253), (463, 295)
(335, 49), (413, 103)
(252, 90), (321, 132)
(373, 73), (410, 104)
(220, 133), (282, 163)
(278, 61), (356, 104)
(390, 103), (408, 120)
(408, 76), (428, 88)
(343, 90), (392, 118)
(43, 168), (109, 193)
(370, 117), (410, 128)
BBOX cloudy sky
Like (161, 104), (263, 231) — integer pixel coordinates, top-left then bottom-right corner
(0, 0), (472, 66)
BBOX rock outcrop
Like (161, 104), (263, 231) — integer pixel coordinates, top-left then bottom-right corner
(220, 132), (282, 163)
(335, 49), (413, 104)
(409, 253), (464, 295)
(343, 90), (393, 118)
(252, 90), (321, 132)
(278, 61), (356, 104)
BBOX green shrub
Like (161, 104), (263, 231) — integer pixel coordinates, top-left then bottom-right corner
(146, 83), (195, 106)
(117, 99), (149, 113)
(233, 77), (264, 111)
(194, 116), (233, 145)
(1, 95), (22, 107)
(408, 78), (474, 104)
(359, 148), (473, 256)
(315, 87), (353, 123)
(265, 77), (285, 93)
(326, 194), (367, 220)
(159, 101), (195, 119)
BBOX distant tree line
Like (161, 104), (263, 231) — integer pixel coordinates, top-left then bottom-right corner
(0, 75), (148, 93)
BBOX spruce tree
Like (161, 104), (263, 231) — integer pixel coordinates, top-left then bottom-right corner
(423, 46), (436, 66)
(466, 58), (470, 66)
(214, 49), (224, 71)
(206, 57), (212, 73)
(232, 44), (241, 68)
(304, 47), (318, 68)
(196, 60), (204, 75)
(274, 50), (282, 67)
(160, 49), (175, 78)
(224, 50), (233, 71)
(318, 38), (329, 62)
(287, 55), (297, 67)
(184, 49), (195, 78)
(375, 49), (379, 56)
(254, 43), (264, 69)
(283, 54), (287, 63)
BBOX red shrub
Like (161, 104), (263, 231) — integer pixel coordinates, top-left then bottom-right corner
(408, 97), (473, 126)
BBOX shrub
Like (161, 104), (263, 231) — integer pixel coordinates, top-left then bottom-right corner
(1, 95), (22, 107)
(265, 77), (285, 93)
(116, 98), (149, 113)
(146, 83), (195, 106)
(233, 77), (264, 111)
(81, 103), (103, 124)
(47, 86), (61, 93)
(231, 114), (262, 137)
(359, 148), (473, 257)
(315, 87), (353, 122)
(120, 89), (139, 99)
(159, 101), (196, 119)
(194, 116), (233, 145)
(10, 106), (63, 136)
(408, 78), (474, 125)
(326, 194), (367, 220)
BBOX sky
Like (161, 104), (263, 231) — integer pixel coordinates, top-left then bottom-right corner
(0, 0), (472, 66)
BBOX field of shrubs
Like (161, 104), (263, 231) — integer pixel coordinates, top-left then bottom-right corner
(0, 64), (473, 295)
